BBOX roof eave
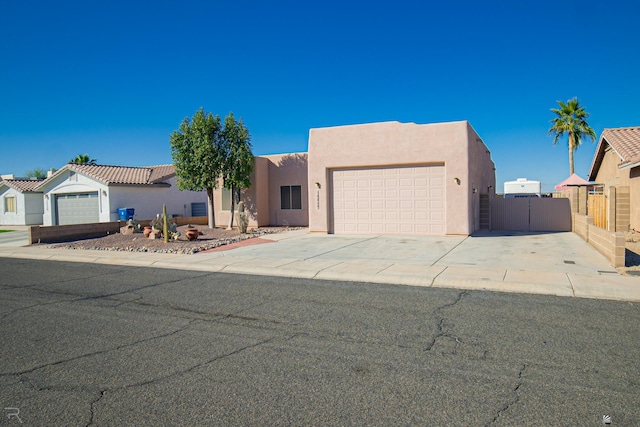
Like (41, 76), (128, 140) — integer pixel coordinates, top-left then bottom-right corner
(108, 182), (172, 188)
(587, 135), (607, 181)
(619, 160), (640, 170)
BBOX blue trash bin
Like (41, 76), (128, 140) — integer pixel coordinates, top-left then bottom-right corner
(117, 208), (135, 220)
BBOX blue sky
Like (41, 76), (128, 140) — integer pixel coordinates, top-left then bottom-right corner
(1, 0), (638, 192)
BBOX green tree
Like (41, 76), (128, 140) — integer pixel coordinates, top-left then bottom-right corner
(548, 97), (596, 175)
(24, 168), (47, 179)
(221, 113), (254, 229)
(69, 153), (97, 164)
(170, 107), (223, 228)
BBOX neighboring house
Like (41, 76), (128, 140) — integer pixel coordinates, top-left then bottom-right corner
(588, 126), (640, 229)
(307, 121), (495, 235)
(35, 163), (207, 226)
(0, 177), (45, 225)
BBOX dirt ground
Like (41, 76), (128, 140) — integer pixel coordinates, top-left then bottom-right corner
(48, 225), (298, 254)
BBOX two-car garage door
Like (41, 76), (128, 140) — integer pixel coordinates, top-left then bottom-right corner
(331, 165), (445, 235)
(56, 193), (99, 225)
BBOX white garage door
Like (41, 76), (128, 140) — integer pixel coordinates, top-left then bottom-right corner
(331, 165), (445, 235)
(56, 193), (99, 225)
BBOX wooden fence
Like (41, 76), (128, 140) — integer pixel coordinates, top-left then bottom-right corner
(587, 195), (607, 229)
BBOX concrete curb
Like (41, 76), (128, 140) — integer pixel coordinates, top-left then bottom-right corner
(1, 230), (639, 302)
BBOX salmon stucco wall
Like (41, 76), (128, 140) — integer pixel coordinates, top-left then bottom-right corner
(212, 153), (309, 228)
(307, 121), (495, 235)
(266, 153), (308, 227)
(465, 123), (497, 233)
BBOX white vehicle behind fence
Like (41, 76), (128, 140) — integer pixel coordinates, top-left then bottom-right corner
(503, 178), (541, 198)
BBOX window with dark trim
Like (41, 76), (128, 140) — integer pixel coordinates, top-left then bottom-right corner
(280, 185), (302, 210)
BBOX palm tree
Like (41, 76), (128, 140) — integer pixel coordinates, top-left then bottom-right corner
(548, 97), (596, 175)
(69, 153), (97, 164)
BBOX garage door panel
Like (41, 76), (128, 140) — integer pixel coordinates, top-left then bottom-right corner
(384, 223), (399, 233)
(332, 165), (445, 235)
(385, 200), (398, 209)
(430, 211), (444, 220)
(399, 224), (414, 233)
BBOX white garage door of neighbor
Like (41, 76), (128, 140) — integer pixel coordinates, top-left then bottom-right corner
(56, 193), (99, 225)
(331, 165), (445, 235)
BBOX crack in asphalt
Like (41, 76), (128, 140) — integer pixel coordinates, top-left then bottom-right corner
(86, 390), (106, 427)
(424, 290), (467, 353)
(486, 363), (526, 426)
(1, 319), (199, 378)
(84, 335), (279, 427)
(0, 271), (212, 321)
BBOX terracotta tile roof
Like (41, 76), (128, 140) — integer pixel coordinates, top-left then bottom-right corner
(147, 165), (175, 183)
(588, 126), (640, 180)
(0, 178), (45, 192)
(602, 127), (640, 165)
(64, 164), (175, 185)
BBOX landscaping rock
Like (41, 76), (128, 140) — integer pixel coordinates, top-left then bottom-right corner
(48, 225), (301, 255)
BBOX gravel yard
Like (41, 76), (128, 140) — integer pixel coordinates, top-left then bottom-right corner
(48, 225), (301, 254)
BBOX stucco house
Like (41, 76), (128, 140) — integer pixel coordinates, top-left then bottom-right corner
(307, 121), (495, 235)
(0, 177), (45, 225)
(36, 163), (207, 226)
(588, 126), (640, 229)
(2, 120), (495, 235)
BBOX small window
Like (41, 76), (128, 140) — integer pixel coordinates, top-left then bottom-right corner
(191, 202), (206, 217)
(280, 185), (302, 210)
(221, 188), (232, 211)
(4, 196), (16, 213)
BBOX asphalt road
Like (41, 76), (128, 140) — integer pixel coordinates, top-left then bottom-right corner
(0, 258), (638, 426)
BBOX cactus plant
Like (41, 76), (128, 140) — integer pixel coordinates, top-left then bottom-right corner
(163, 204), (169, 243)
(237, 201), (249, 233)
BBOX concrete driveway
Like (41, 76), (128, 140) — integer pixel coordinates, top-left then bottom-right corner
(0, 227), (28, 247)
(0, 228), (638, 302)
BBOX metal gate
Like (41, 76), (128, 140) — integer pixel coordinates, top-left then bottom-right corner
(489, 197), (571, 232)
